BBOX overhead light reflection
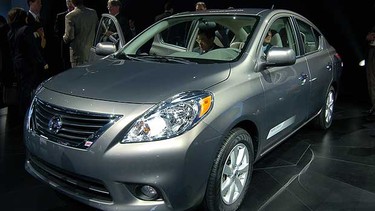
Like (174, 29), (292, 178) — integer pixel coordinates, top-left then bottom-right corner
(359, 59), (365, 67)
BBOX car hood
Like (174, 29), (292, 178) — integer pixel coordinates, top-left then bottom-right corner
(44, 58), (230, 103)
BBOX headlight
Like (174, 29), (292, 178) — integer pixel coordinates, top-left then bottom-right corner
(122, 91), (213, 143)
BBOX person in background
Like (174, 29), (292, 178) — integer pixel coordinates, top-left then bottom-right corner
(27, 0), (46, 49)
(54, 0), (74, 72)
(63, 0), (98, 67)
(365, 23), (375, 120)
(195, 1), (207, 11)
(128, 19), (137, 39)
(155, 1), (174, 22)
(7, 7), (48, 120)
(105, 0), (132, 43)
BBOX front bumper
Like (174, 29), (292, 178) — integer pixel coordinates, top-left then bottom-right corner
(24, 89), (222, 211)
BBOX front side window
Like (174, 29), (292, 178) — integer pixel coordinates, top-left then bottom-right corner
(263, 17), (298, 56)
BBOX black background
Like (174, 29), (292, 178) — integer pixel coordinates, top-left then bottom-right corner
(40, 0), (374, 101)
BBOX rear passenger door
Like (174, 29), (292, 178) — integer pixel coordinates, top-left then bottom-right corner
(294, 18), (333, 117)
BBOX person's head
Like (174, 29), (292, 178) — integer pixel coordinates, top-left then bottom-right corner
(66, 0), (74, 12)
(107, 0), (121, 15)
(71, 0), (83, 7)
(164, 1), (174, 13)
(27, 0), (42, 14)
(195, 2), (207, 11)
(263, 30), (272, 45)
(196, 28), (216, 52)
(7, 7), (28, 25)
(129, 19), (135, 28)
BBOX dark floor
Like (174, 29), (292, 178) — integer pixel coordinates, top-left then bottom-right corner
(1, 94), (375, 211)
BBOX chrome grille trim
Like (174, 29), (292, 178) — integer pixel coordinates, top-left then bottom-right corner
(30, 98), (122, 149)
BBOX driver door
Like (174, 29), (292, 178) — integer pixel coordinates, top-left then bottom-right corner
(89, 14), (126, 63)
(260, 16), (310, 150)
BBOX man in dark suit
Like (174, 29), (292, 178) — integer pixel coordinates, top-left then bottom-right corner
(105, 0), (132, 43)
(27, 0), (45, 49)
(63, 0), (98, 67)
(54, 0), (74, 72)
(155, 1), (174, 22)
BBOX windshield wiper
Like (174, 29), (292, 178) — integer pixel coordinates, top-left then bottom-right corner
(137, 55), (195, 64)
(115, 53), (150, 62)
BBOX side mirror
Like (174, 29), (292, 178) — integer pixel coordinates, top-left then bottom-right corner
(95, 42), (117, 56)
(266, 47), (296, 67)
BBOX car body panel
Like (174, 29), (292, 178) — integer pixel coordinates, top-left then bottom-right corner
(44, 58), (230, 103)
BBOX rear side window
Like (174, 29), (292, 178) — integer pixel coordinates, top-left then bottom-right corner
(295, 19), (320, 54)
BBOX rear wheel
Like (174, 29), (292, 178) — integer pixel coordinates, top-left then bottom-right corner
(204, 128), (254, 211)
(315, 86), (335, 129)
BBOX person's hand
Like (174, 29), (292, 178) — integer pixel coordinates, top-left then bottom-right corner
(104, 30), (114, 36)
(37, 27), (46, 48)
(44, 64), (49, 70)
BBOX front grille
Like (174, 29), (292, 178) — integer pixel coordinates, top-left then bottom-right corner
(30, 98), (122, 149)
(28, 154), (113, 203)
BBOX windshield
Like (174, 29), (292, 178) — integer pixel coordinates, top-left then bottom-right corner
(116, 15), (258, 63)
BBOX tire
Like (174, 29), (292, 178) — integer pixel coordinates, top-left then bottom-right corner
(204, 128), (254, 211)
(315, 86), (335, 129)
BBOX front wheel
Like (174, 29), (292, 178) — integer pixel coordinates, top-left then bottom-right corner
(315, 86), (335, 129)
(204, 128), (254, 211)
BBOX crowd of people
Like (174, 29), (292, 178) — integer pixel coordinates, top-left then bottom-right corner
(0, 0), (210, 121)
(2, 0), (372, 123)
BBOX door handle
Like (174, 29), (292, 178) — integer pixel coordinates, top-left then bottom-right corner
(298, 73), (308, 85)
(326, 63), (332, 71)
(299, 73), (308, 80)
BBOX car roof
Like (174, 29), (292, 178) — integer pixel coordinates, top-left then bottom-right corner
(168, 8), (309, 28)
(170, 8), (294, 18)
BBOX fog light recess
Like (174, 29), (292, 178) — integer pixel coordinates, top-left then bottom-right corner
(135, 185), (160, 201)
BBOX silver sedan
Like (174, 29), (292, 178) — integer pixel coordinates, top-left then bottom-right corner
(24, 8), (342, 211)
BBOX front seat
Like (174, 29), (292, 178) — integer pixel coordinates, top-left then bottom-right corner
(271, 33), (283, 47)
(279, 28), (289, 47)
(230, 42), (245, 50)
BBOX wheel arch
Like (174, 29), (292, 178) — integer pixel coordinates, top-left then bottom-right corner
(232, 120), (260, 160)
(330, 81), (338, 99)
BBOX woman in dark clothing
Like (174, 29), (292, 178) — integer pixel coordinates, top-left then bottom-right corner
(7, 7), (48, 119)
(0, 15), (13, 106)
